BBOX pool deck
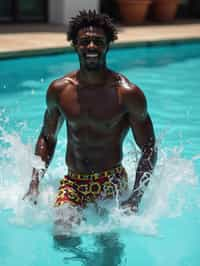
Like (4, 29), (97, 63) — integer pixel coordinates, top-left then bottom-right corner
(0, 20), (200, 58)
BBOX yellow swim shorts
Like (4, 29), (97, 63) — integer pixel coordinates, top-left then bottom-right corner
(54, 165), (128, 207)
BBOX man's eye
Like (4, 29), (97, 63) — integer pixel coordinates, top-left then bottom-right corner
(80, 39), (89, 45)
(94, 39), (105, 45)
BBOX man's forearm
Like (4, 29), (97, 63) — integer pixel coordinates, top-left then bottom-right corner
(131, 144), (157, 206)
(32, 133), (57, 182)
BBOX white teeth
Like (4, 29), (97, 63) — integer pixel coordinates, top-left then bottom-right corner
(86, 54), (98, 58)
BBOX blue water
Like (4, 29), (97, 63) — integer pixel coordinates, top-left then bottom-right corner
(0, 42), (200, 266)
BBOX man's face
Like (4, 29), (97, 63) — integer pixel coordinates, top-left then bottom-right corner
(75, 26), (108, 71)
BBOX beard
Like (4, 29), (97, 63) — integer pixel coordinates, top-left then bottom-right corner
(79, 53), (106, 71)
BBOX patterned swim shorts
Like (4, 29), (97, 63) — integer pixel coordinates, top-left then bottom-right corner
(54, 165), (128, 207)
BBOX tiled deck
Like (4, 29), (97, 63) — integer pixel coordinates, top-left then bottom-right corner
(0, 20), (200, 58)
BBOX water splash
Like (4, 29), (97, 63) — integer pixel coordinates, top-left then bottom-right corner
(0, 127), (199, 236)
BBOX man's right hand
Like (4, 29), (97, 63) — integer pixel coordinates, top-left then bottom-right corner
(23, 179), (39, 205)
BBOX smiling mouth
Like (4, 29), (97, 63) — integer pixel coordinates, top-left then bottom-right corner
(85, 53), (98, 59)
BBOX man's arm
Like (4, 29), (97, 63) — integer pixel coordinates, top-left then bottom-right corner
(23, 81), (64, 203)
(121, 83), (157, 212)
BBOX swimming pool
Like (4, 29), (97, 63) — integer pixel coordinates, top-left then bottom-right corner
(0, 42), (200, 266)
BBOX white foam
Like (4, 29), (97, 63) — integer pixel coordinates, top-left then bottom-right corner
(0, 127), (199, 236)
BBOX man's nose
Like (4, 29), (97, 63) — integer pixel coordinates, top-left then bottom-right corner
(88, 40), (96, 49)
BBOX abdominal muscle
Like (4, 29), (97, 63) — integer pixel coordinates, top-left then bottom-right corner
(65, 126), (128, 173)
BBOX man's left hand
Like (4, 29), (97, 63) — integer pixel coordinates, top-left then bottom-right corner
(120, 197), (139, 213)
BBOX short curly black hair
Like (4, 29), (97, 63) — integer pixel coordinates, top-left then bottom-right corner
(67, 10), (118, 45)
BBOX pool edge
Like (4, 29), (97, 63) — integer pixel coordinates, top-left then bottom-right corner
(1, 37), (200, 59)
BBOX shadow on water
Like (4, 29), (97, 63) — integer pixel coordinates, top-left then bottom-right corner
(54, 233), (124, 266)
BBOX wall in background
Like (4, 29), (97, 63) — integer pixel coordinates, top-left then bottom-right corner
(49, 0), (99, 24)
(0, 0), (48, 22)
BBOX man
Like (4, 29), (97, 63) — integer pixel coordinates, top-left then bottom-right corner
(24, 10), (157, 227)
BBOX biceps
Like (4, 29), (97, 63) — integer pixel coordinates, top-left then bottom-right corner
(41, 108), (64, 139)
(130, 114), (155, 149)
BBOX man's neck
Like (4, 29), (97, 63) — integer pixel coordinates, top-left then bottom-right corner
(78, 67), (109, 86)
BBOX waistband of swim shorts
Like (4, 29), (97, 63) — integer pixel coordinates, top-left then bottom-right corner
(67, 164), (126, 181)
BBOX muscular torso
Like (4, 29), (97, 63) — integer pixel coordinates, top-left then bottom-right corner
(56, 71), (130, 173)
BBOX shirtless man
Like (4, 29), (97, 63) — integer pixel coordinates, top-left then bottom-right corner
(24, 10), (157, 228)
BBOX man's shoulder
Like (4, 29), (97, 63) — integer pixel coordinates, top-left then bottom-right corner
(115, 73), (147, 120)
(116, 73), (145, 102)
(49, 71), (78, 93)
(46, 71), (78, 107)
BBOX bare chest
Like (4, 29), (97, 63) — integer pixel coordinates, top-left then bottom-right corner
(59, 86), (126, 129)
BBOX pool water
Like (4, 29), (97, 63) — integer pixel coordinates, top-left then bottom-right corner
(0, 42), (200, 266)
